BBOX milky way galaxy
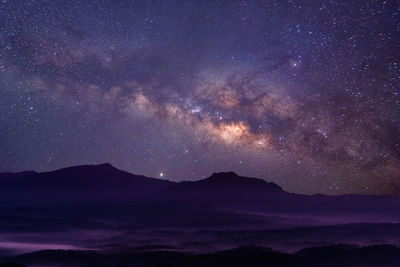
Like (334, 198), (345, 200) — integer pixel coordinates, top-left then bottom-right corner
(0, 0), (399, 195)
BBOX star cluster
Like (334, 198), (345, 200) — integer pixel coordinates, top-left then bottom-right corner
(0, 0), (399, 195)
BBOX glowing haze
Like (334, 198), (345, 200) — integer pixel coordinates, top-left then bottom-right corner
(0, 0), (399, 196)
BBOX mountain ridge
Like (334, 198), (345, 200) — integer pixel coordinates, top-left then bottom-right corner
(1, 163), (400, 221)
(1, 163), (398, 199)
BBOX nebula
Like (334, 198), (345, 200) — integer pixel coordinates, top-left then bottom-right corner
(0, 0), (399, 196)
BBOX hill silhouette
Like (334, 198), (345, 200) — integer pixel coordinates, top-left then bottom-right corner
(1, 163), (400, 221)
(0, 163), (173, 205)
(1, 164), (400, 266)
(4, 245), (400, 267)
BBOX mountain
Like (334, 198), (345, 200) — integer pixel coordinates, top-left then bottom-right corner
(1, 164), (400, 223)
(159, 171), (286, 207)
(0, 167), (285, 206)
(2, 164), (400, 260)
(184, 171), (283, 192)
(0, 163), (174, 205)
(155, 172), (400, 222)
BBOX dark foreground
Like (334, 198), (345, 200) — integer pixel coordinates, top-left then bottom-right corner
(1, 165), (400, 266)
(2, 244), (400, 267)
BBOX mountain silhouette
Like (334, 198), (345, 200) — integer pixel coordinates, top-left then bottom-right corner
(1, 164), (400, 222)
(0, 163), (173, 205)
(2, 164), (400, 264)
(158, 171), (286, 207)
(193, 171), (282, 191)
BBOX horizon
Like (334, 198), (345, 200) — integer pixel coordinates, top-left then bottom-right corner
(0, 161), (283, 186)
(2, 162), (399, 198)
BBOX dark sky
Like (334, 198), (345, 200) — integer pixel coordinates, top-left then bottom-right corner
(0, 0), (399, 196)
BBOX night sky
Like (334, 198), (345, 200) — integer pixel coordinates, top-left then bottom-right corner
(0, 0), (399, 196)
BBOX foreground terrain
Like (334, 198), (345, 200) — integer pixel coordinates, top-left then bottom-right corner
(1, 164), (399, 266)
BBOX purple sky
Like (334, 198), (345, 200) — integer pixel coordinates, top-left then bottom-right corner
(0, 0), (399, 196)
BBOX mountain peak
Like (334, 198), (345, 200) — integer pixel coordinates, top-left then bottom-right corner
(201, 172), (283, 192)
(210, 171), (239, 178)
(207, 171), (261, 183)
(97, 162), (116, 169)
(54, 163), (118, 173)
(203, 172), (249, 185)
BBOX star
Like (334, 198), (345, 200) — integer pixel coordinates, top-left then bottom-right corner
(0, 0), (398, 196)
